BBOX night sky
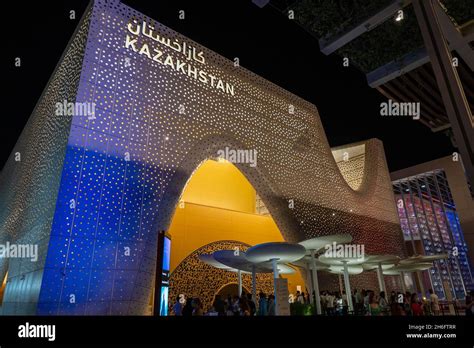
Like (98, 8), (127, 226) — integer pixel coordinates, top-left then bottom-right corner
(2, 0), (455, 172)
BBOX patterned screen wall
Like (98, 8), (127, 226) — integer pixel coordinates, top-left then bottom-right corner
(0, 0), (405, 315)
(0, 5), (93, 315)
(332, 143), (366, 191)
(393, 170), (474, 299)
(169, 240), (274, 313)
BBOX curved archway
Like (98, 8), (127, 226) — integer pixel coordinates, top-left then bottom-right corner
(150, 134), (303, 244)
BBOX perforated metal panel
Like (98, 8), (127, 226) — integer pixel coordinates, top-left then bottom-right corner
(0, 0), (405, 315)
(0, 4), (93, 315)
(168, 240), (274, 313)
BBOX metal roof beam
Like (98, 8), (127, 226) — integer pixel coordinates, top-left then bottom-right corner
(319, 0), (411, 55)
(367, 33), (473, 88)
(366, 1), (473, 87)
(367, 47), (430, 87)
(434, 3), (474, 71)
(413, 0), (474, 187)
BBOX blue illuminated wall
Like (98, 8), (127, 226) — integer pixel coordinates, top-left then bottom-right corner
(393, 170), (474, 300)
(37, 1), (165, 315)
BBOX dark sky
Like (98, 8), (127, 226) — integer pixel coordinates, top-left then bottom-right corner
(2, 0), (455, 172)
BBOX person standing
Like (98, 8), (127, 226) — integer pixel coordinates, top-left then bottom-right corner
(410, 293), (423, 316)
(232, 295), (240, 316)
(367, 292), (382, 316)
(320, 291), (327, 315)
(267, 294), (275, 316)
(258, 292), (268, 316)
(326, 292), (335, 316)
(247, 293), (256, 316)
(240, 295), (250, 316)
(379, 291), (388, 314)
(182, 298), (193, 316)
(390, 293), (402, 316)
(341, 291), (348, 315)
(172, 295), (183, 316)
(297, 291), (305, 304)
(363, 290), (370, 314)
(225, 296), (234, 316)
(428, 289), (440, 316)
(335, 292), (343, 315)
(213, 294), (226, 316)
(192, 298), (204, 316)
(403, 292), (412, 315)
(354, 289), (362, 315)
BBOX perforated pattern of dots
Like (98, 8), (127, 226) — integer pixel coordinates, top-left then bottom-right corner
(168, 240), (274, 313)
(0, 6), (93, 315)
(1, 0), (406, 315)
(334, 153), (366, 191)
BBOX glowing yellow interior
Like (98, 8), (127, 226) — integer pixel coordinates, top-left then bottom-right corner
(168, 159), (304, 293)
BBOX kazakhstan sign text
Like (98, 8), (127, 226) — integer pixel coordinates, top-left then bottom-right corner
(125, 20), (235, 96)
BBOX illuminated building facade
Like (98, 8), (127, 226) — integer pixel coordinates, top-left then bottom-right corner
(0, 0), (405, 315)
(392, 157), (474, 299)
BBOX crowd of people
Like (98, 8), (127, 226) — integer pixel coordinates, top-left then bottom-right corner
(345, 288), (468, 316)
(170, 288), (474, 316)
(350, 288), (433, 316)
(294, 287), (469, 316)
(318, 290), (350, 315)
(171, 293), (262, 316)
